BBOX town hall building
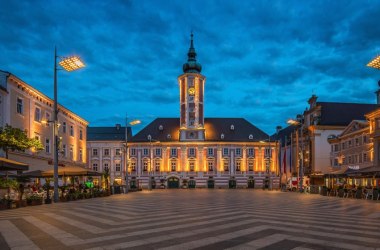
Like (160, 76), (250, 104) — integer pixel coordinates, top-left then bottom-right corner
(127, 34), (280, 189)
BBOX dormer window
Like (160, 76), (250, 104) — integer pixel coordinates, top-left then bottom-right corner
(147, 134), (152, 141)
(220, 133), (225, 139)
(230, 125), (235, 130)
(159, 125), (163, 131)
(248, 134), (253, 140)
(167, 134), (171, 139)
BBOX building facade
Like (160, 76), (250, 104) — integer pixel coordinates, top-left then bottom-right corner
(0, 70), (88, 171)
(276, 94), (378, 187)
(87, 125), (132, 186)
(127, 34), (280, 189)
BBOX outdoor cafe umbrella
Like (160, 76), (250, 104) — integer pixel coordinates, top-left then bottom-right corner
(0, 157), (29, 171)
(42, 166), (102, 176)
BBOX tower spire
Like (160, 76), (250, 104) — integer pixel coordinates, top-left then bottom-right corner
(183, 32), (202, 73)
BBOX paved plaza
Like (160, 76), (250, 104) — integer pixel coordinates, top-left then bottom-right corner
(0, 190), (379, 250)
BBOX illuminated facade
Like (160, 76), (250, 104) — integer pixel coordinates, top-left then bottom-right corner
(127, 34), (280, 189)
(87, 125), (132, 185)
(0, 70), (88, 171)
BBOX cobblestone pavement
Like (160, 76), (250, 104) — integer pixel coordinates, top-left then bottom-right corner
(0, 189), (380, 250)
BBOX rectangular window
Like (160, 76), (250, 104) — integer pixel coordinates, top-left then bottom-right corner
(359, 154), (362, 163)
(79, 129), (83, 140)
(355, 138), (359, 146)
(248, 161), (254, 171)
(34, 107), (41, 122)
(342, 142), (345, 150)
(16, 97), (23, 114)
(70, 145), (74, 159)
(334, 144), (339, 152)
(248, 148), (254, 157)
(115, 163), (121, 172)
(115, 148), (121, 156)
(224, 161), (229, 171)
(70, 125), (74, 137)
(143, 148), (149, 156)
(45, 138), (50, 153)
(171, 148), (177, 157)
(171, 161), (176, 171)
(92, 163), (98, 171)
(363, 153), (367, 162)
(131, 162), (136, 171)
(104, 149), (110, 156)
(104, 163), (109, 170)
(143, 161), (148, 171)
(79, 148), (83, 161)
(334, 158), (338, 166)
(62, 122), (66, 133)
(236, 161), (241, 171)
(130, 148), (136, 156)
(208, 161), (213, 171)
(363, 135), (367, 143)
(189, 162), (195, 171)
(348, 140), (352, 147)
(348, 156), (352, 164)
(188, 148), (195, 157)
(208, 148), (214, 156)
(92, 148), (98, 156)
(236, 148), (241, 156)
(223, 148), (229, 156)
(265, 148), (271, 158)
(155, 161), (160, 171)
(45, 113), (51, 127)
(155, 148), (161, 156)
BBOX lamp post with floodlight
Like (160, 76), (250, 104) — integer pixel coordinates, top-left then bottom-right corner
(124, 117), (141, 194)
(53, 47), (85, 203)
(287, 117), (304, 193)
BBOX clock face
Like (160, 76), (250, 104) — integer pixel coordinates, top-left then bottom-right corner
(188, 87), (195, 95)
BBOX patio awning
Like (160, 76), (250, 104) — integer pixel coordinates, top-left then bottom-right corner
(42, 166), (102, 176)
(0, 157), (29, 171)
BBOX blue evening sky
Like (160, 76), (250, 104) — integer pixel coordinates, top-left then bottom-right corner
(2, 0), (380, 135)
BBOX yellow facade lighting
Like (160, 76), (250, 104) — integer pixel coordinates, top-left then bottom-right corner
(59, 56), (85, 72)
(367, 55), (380, 70)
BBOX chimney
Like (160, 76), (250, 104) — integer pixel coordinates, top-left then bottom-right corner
(115, 124), (121, 130)
(276, 126), (282, 134)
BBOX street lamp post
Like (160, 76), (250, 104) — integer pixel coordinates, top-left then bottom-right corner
(287, 118), (304, 193)
(53, 47), (85, 203)
(148, 136), (160, 191)
(124, 117), (140, 194)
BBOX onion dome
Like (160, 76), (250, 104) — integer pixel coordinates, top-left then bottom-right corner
(183, 32), (202, 73)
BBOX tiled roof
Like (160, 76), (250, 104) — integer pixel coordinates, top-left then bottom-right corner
(87, 126), (132, 141)
(131, 118), (269, 142)
(317, 102), (378, 126)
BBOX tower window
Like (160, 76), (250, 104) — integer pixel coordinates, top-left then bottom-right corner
(230, 125), (235, 130)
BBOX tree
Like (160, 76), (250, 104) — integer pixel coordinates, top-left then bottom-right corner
(0, 124), (44, 158)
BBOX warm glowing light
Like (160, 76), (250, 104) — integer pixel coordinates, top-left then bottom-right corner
(367, 55), (380, 70)
(59, 56), (85, 71)
(129, 120), (141, 126)
(287, 119), (300, 125)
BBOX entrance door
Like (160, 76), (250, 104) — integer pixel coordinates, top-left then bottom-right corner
(207, 180), (215, 189)
(229, 179), (237, 189)
(188, 180), (196, 188)
(168, 177), (179, 189)
(247, 177), (255, 188)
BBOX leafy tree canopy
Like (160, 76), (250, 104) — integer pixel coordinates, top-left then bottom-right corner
(0, 124), (44, 158)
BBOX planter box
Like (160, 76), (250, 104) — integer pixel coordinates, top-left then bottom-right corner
(27, 200), (43, 206)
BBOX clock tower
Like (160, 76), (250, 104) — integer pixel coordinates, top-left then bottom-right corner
(178, 33), (206, 141)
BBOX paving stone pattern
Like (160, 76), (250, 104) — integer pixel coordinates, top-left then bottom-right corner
(0, 190), (379, 250)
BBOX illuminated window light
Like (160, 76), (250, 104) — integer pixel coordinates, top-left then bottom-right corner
(59, 56), (85, 71)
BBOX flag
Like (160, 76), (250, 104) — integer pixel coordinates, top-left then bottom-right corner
(283, 146), (287, 174)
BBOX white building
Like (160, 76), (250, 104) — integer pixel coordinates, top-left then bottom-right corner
(0, 70), (88, 171)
